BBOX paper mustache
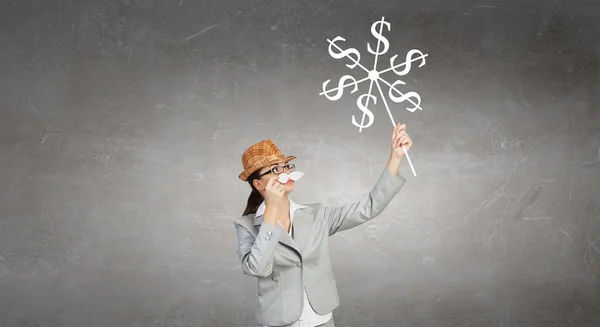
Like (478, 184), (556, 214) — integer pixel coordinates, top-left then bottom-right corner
(277, 171), (305, 183)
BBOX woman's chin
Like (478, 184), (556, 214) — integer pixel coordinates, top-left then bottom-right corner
(284, 182), (295, 191)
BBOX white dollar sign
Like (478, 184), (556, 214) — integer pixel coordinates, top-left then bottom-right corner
(352, 93), (376, 129)
(328, 36), (361, 69)
(367, 19), (390, 56)
(322, 75), (359, 101)
(389, 80), (421, 113)
(390, 49), (427, 76)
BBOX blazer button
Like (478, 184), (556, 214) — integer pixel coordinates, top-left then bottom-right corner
(267, 231), (273, 236)
(296, 262), (302, 268)
(265, 236), (271, 241)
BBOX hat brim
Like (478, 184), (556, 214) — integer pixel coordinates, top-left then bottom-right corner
(238, 155), (296, 181)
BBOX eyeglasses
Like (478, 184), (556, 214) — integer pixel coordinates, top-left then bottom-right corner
(258, 164), (295, 178)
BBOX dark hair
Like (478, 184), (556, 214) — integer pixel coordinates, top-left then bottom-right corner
(242, 169), (264, 216)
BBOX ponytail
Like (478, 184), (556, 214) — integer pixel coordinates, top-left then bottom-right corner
(242, 170), (264, 216)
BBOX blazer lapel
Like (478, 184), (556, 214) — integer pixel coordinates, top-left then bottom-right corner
(278, 230), (299, 254)
(254, 205), (315, 256)
(291, 206), (315, 254)
(256, 215), (301, 255)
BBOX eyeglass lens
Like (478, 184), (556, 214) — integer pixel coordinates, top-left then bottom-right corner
(273, 164), (295, 174)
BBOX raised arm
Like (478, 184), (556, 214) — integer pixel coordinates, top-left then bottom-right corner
(319, 123), (412, 236)
(234, 175), (289, 278)
(319, 163), (407, 236)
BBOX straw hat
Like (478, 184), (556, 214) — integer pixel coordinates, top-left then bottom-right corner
(238, 140), (296, 181)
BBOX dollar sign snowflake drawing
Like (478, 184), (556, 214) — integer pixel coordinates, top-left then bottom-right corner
(319, 17), (427, 176)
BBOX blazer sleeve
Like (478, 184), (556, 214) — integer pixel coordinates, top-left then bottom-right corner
(318, 167), (407, 236)
(233, 219), (284, 278)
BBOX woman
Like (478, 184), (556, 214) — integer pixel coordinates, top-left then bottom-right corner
(234, 123), (412, 327)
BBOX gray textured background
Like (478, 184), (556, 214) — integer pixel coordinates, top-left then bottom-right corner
(1, 0), (600, 326)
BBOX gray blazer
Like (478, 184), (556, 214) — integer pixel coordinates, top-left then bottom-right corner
(233, 167), (407, 326)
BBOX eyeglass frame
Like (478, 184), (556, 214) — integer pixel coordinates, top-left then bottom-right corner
(257, 163), (295, 178)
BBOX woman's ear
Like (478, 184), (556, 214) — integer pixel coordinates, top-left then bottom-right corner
(252, 179), (261, 191)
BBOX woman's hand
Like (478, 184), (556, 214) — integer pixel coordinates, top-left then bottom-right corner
(263, 175), (288, 208)
(262, 175), (290, 227)
(390, 123), (413, 160)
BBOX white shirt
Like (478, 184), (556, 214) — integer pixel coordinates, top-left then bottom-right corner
(254, 199), (333, 327)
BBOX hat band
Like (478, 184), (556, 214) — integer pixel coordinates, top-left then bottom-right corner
(245, 154), (286, 172)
